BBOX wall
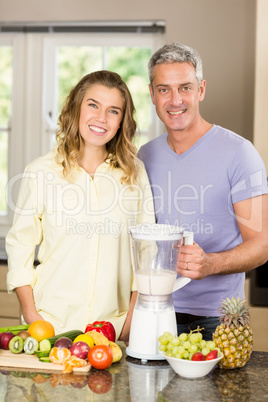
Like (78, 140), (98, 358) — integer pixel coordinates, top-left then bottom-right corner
(0, 0), (256, 142)
(254, 0), (268, 172)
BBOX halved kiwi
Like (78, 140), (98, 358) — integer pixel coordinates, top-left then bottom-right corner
(9, 336), (24, 354)
(16, 330), (31, 341)
(24, 337), (39, 355)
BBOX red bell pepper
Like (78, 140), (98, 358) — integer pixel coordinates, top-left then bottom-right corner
(85, 321), (116, 342)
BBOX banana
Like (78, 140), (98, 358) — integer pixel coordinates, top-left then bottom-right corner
(85, 331), (122, 363)
(109, 341), (122, 363)
(85, 331), (110, 346)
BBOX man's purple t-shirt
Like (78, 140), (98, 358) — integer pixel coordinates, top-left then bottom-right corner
(138, 125), (268, 316)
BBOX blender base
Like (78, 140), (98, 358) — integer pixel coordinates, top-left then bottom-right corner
(126, 296), (177, 363)
(126, 347), (166, 363)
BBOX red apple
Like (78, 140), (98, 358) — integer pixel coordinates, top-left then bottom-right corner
(0, 332), (15, 350)
(191, 352), (205, 361)
(206, 349), (218, 360)
(70, 341), (89, 360)
(54, 337), (73, 349)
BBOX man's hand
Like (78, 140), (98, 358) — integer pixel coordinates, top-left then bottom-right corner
(177, 243), (211, 280)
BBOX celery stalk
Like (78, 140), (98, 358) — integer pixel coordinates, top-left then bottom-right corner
(0, 324), (30, 334)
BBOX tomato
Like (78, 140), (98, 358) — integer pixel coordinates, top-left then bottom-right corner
(28, 320), (55, 342)
(88, 370), (112, 394)
(88, 345), (113, 370)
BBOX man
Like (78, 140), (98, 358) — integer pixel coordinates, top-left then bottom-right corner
(138, 42), (268, 340)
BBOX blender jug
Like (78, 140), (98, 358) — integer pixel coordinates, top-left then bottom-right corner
(126, 224), (193, 361)
(129, 224), (191, 295)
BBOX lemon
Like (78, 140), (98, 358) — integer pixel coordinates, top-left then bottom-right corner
(73, 334), (94, 348)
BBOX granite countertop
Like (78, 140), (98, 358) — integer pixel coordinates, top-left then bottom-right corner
(0, 347), (267, 401)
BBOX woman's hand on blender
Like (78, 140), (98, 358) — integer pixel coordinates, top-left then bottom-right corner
(177, 242), (212, 280)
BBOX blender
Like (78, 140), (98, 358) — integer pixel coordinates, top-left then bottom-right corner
(126, 224), (193, 362)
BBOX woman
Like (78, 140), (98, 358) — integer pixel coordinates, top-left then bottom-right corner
(6, 71), (154, 340)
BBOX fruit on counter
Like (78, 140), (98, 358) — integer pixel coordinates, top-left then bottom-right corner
(109, 341), (123, 363)
(49, 347), (87, 373)
(24, 336), (39, 355)
(16, 331), (31, 341)
(206, 349), (218, 360)
(213, 297), (253, 369)
(28, 320), (55, 342)
(85, 331), (110, 346)
(85, 321), (116, 342)
(0, 332), (15, 350)
(0, 324), (30, 335)
(191, 352), (206, 361)
(54, 337), (73, 350)
(73, 333), (94, 349)
(158, 328), (219, 361)
(63, 355), (88, 374)
(81, 331), (122, 363)
(88, 345), (113, 370)
(49, 347), (72, 364)
(43, 329), (83, 349)
(70, 341), (90, 360)
(9, 335), (24, 354)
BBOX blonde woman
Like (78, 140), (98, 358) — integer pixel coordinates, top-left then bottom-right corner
(6, 71), (154, 340)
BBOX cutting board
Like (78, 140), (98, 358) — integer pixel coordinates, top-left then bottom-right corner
(0, 349), (91, 373)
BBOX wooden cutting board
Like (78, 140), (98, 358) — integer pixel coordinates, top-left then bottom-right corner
(0, 349), (91, 373)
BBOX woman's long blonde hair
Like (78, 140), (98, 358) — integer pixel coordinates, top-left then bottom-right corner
(56, 70), (139, 184)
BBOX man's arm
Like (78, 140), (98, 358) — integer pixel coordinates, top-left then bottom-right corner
(177, 194), (268, 279)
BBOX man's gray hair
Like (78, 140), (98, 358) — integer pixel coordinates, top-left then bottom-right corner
(148, 42), (203, 87)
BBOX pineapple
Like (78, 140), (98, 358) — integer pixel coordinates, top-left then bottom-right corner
(213, 297), (253, 369)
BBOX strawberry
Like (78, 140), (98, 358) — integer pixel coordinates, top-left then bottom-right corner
(191, 352), (205, 361)
(206, 349), (218, 360)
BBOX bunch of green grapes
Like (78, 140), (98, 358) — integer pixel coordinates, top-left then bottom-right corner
(158, 330), (217, 360)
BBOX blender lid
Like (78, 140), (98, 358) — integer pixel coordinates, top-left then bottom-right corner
(129, 224), (184, 240)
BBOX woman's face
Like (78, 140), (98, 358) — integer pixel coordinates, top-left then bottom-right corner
(79, 84), (124, 151)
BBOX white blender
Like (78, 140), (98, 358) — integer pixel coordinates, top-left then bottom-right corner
(126, 224), (193, 362)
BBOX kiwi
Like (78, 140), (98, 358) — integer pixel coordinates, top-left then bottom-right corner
(24, 337), (38, 355)
(16, 330), (31, 341)
(9, 336), (24, 354)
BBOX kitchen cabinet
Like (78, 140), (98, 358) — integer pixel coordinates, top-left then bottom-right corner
(0, 263), (20, 327)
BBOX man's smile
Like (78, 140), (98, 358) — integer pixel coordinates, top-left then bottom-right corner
(168, 109), (186, 115)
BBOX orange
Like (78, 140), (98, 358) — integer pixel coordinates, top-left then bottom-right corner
(63, 355), (87, 374)
(73, 334), (94, 348)
(28, 320), (55, 342)
(49, 347), (71, 364)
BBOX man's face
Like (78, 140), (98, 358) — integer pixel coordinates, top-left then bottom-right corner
(149, 62), (206, 136)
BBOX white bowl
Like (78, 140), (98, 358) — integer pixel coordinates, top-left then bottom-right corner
(163, 352), (223, 379)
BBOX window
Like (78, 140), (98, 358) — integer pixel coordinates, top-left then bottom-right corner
(0, 25), (164, 238)
(0, 44), (12, 216)
(43, 35), (160, 151)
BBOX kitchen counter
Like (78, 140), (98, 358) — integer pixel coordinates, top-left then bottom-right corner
(0, 346), (267, 401)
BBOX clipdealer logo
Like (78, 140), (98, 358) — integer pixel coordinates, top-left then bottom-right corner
(6, 169), (155, 224)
